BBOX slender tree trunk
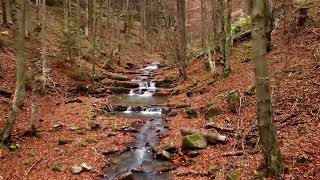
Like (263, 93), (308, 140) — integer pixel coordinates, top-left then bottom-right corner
(251, 0), (283, 176)
(203, 0), (216, 77)
(24, 0), (31, 39)
(177, 0), (187, 80)
(264, 0), (272, 52)
(2, 0), (9, 28)
(223, 0), (231, 78)
(201, 0), (205, 48)
(30, 72), (37, 133)
(1, 0), (26, 143)
(76, 0), (81, 60)
(41, 0), (48, 90)
(217, 0), (225, 62)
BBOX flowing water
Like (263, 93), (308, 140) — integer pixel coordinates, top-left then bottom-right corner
(102, 63), (174, 180)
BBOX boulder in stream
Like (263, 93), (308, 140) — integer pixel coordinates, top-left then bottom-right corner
(182, 133), (207, 150)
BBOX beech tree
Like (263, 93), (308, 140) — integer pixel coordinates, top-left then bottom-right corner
(1, 0), (9, 28)
(222, 0), (231, 78)
(176, 0), (187, 80)
(250, 0), (283, 176)
(1, 0), (26, 143)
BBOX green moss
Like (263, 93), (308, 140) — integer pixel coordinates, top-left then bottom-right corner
(232, 16), (251, 36)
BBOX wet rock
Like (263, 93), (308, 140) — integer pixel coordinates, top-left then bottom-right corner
(184, 107), (198, 119)
(159, 150), (172, 160)
(154, 142), (176, 153)
(113, 105), (128, 111)
(52, 162), (66, 172)
(58, 139), (72, 145)
(109, 87), (131, 94)
(182, 134), (207, 150)
(88, 121), (101, 130)
(205, 105), (221, 120)
(227, 169), (241, 180)
(152, 161), (177, 173)
(244, 84), (256, 96)
(208, 165), (220, 178)
(102, 79), (139, 89)
(71, 166), (83, 174)
(297, 153), (310, 163)
(119, 171), (133, 180)
(81, 162), (93, 172)
(228, 90), (241, 113)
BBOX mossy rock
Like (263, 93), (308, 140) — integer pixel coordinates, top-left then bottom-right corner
(52, 162), (66, 172)
(205, 105), (221, 120)
(184, 107), (198, 119)
(228, 90), (241, 113)
(186, 86), (198, 97)
(109, 87), (131, 94)
(182, 133), (207, 150)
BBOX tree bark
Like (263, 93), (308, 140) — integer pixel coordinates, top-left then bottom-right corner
(250, 0), (283, 176)
(176, 0), (187, 80)
(2, 0), (9, 27)
(1, 0), (26, 143)
(41, 0), (48, 90)
(222, 0), (231, 78)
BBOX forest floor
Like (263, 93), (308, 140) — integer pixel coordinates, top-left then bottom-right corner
(1, 2), (320, 180)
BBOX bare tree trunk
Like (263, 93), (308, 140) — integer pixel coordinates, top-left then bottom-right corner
(201, 0), (205, 48)
(76, 0), (81, 60)
(41, 0), (48, 90)
(264, 0), (272, 52)
(2, 0), (9, 28)
(177, 0), (187, 80)
(217, 0), (225, 61)
(222, 0), (231, 78)
(1, 0), (26, 143)
(203, 0), (216, 77)
(250, 0), (283, 176)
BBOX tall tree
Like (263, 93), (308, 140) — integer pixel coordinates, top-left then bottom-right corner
(250, 0), (283, 176)
(203, 0), (216, 77)
(1, 0), (26, 143)
(176, 0), (187, 80)
(2, 0), (9, 28)
(41, 0), (48, 90)
(222, 0), (231, 78)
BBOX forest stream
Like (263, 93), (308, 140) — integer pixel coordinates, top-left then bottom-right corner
(102, 63), (175, 180)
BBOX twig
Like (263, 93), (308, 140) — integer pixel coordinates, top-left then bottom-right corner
(25, 155), (44, 176)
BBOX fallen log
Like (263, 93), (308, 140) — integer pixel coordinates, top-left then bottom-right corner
(181, 128), (226, 144)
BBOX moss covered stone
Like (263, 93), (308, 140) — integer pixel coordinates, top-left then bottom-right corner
(182, 133), (207, 150)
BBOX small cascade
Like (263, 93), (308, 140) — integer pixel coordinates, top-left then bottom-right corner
(127, 63), (159, 97)
(104, 62), (173, 180)
(124, 107), (132, 114)
(141, 107), (162, 115)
